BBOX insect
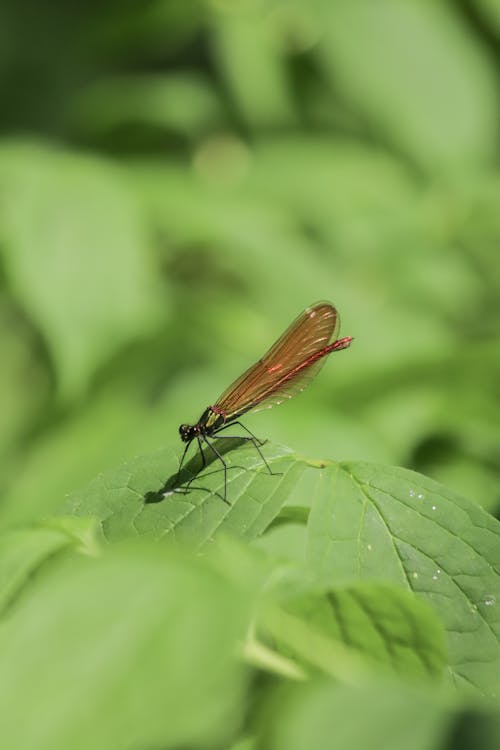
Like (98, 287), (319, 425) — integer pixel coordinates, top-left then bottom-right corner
(176, 301), (353, 503)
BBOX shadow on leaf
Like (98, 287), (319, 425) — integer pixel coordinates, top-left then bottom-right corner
(144, 437), (248, 504)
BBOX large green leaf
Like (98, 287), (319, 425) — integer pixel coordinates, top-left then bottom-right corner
(0, 541), (248, 750)
(307, 462), (500, 696)
(63, 442), (305, 546)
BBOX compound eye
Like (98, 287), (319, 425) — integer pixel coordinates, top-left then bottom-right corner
(179, 424), (192, 441)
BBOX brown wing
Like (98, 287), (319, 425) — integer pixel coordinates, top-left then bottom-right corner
(214, 302), (340, 418)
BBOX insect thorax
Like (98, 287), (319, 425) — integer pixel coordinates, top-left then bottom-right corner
(200, 406), (226, 435)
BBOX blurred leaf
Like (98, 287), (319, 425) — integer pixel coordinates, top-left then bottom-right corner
(88, 0), (206, 61)
(445, 708), (500, 750)
(71, 72), (225, 140)
(316, 0), (498, 171)
(427, 458), (500, 517)
(473, 0), (500, 40)
(248, 136), (418, 238)
(254, 515), (308, 564)
(230, 738), (256, 750)
(270, 582), (446, 681)
(307, 462), (500, 697)
(0, 139), (162, 399)
(206, 532), (275, 596)
(43, 515), (106, 554)
(252, 475), (322, 564)
(443, 175), (500, 330)
(265, 679), (454, 750)
(0, 294), (49, 460)
(63, 442), (307, 547)
(0, 526), (74, 617)
(210, 1), (297, 127)
(0, 541), (248, 750)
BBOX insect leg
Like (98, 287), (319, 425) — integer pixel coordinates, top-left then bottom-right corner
(184, 435), (206, 492)
(213, 423), (277, 477)
(197, 434), (207, 469)
(176, 439), (192, 485)
(224, 420), (267, 447)
(202, 435), (230, 505)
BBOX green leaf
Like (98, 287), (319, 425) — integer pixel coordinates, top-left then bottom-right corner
(0, 140), (162, 399)
(307, 462), (500, 696)
(316, 0), (498, 171)
(270, 582), (446, 681)
(265, 679), (454, 750)
(0, 526), (75, 617)
(63, 442), (306, 546)
(0, 541), (248, 750)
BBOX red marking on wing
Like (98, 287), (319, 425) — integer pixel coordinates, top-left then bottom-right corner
(214, 302), (351, 418)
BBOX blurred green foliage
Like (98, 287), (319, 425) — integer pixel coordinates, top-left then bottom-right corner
(1, 1), (500, 748)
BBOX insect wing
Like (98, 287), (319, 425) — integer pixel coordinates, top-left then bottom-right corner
(214, 302), (340, 418)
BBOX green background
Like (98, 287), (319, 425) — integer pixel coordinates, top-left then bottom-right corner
(1, 2), (500, 748)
